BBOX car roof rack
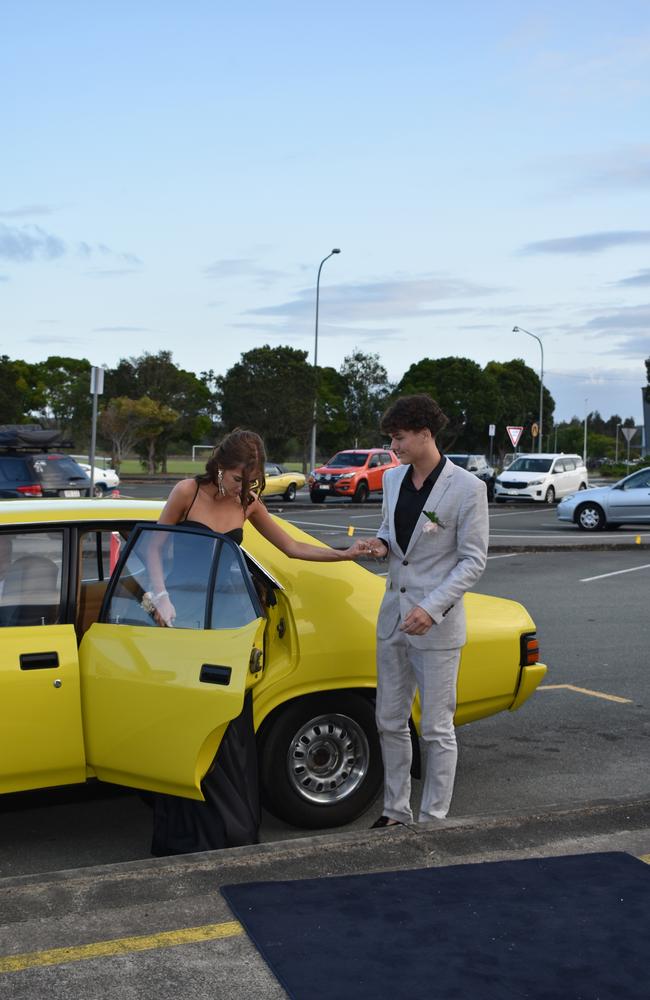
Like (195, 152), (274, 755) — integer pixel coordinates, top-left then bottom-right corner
(0, 424), (74, 451)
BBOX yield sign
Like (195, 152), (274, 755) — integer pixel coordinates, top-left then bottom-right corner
(506, 426), (523, 447)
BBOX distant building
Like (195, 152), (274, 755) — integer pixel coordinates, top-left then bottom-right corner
(642, 387), (650, 457)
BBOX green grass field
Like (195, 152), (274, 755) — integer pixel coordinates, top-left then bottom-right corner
(117, 458), (305, 475)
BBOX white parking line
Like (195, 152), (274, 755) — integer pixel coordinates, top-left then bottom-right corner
(580, 563), (650, 583)
(489, 508), (554, 519)
(285, 519), (377, 533)
(486, 553), (521, 560)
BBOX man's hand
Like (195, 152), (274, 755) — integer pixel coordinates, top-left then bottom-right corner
(400, 605), (434, 636)
(365, 539), (389, 559)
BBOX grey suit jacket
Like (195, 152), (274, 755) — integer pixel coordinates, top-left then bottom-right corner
(376, 460), (489, 650)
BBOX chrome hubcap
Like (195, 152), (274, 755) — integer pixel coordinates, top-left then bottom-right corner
(287, 713), (369, 804)
(579, 506), (599, 529)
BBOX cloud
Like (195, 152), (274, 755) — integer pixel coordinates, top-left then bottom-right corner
(92, 326), (150, 333)
(0, 223), (66, 261)
(247, 274), (499, 325)
(583, 303), (650, 333)
(614, 269), (650, 287)
(520, 231), (650, 255)
(0, 274), (9, 283)
(26, 335), (83, 345)
(231, 320), (403, 341)
(83, 268), (141, 278)
(203, 258), (284, 284)
(602, 335), (650, 358)
(0, 205), (55, 219)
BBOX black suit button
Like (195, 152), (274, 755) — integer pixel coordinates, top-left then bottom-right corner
(400, 586), (406, 593)
(402, 559), (408, 566)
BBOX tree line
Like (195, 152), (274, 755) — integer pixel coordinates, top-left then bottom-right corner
(0, 349), (645, 471)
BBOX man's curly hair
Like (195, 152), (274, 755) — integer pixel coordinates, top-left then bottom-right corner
(380, 394), (449, 438)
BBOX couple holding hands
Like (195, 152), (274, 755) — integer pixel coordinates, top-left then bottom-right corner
(151, 392), (488, 855)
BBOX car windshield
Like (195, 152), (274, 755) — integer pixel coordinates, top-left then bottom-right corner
(446, 455), (468, 468)
(506, 458), (552, 473)
(327, 452), (368, 468)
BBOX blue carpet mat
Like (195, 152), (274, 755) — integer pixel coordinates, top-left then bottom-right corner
(222, 851), (650, 1000)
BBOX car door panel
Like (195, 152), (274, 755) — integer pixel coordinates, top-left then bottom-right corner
(78, 618), (265, 798)
(0, 625), (86, 794)
(76, 524), (266, 799)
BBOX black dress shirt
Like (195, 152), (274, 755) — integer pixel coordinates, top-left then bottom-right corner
(394, 455), (447, 553)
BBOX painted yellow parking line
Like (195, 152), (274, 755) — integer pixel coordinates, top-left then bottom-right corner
(539, 684), (632, 704)
(640, 855), (650, 864)
(0, 920), (243, 974)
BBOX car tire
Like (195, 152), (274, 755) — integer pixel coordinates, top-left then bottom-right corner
(544, 486), (556, 504)
(257, 692), (382, 829)
(93, 483), (107, 498)
(576, 502), (606, 531)
(352, 481), (369, 504)
(310, 491), (326, 504)
(283, 483), (297, 502)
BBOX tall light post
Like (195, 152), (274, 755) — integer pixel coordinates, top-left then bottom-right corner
(309, 248), (341, 471)
(513, 326), (544, 453)
(583, 399), (589, 466)
(615, 422), (621, 463)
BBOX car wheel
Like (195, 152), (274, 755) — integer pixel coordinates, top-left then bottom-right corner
(93, 483), (107, 498)
(544, 486), (555, 504)
(283, 483), (297, 502)
(576, 502), (606, 531)
(258, 692), (382, 829)
(352, 481), (369, 504)
(310, 491), (326, 504)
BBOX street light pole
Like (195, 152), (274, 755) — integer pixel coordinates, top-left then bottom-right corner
(512, 326), (544, 453)
(583, 399), (589, 466)
(615, 423), (621, 463)
(309, 248), (341, 472)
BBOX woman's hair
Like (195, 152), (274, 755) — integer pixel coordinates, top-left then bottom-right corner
(380, 394), (449, 438)
(198, 428), (266, 508)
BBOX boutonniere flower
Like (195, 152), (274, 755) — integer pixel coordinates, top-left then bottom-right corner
(422, 510), (446, 534)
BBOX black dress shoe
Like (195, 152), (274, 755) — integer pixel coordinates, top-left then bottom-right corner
(370, 815), (403, 829)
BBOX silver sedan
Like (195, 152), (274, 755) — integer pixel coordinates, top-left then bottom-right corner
(557, 466), (650, 531)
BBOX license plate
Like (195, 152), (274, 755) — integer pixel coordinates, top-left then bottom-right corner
(320, 484), (331, 490)
(63, 490), (81, 497)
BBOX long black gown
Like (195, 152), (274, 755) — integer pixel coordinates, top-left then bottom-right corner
(150, 523), (261, 856)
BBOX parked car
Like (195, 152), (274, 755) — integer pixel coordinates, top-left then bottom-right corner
(262, 463), (306, 502)
(309, 448), (400, 503)
(557, 466), (650, 531)
(494, 453), (588, 504)
(0, 499), (547, 829)
(446, 454), (496, 501)
(78, 463), (120, 497)
(0, 426), (90, 499)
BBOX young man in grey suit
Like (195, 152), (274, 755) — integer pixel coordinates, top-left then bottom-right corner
(366, 394), (489, 827)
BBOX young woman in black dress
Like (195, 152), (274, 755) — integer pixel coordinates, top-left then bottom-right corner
(148, 429), (368, 855)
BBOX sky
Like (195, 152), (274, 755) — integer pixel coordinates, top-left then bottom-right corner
(1, 0), (649, 429)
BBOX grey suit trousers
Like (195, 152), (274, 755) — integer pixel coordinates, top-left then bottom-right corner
(376, 627), (461, 823)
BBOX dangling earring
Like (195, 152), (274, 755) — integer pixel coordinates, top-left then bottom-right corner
(217, 469), (225, 497)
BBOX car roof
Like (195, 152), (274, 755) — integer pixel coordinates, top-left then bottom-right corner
(0, 498), (164, 526)
(512, 453), (582, 460)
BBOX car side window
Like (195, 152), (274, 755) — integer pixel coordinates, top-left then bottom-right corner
(380, 452), (393, 465)
(368, 455), (381, 468)
(553, 460), (565, 473)
(622, 470), (650, 490)
(104, 528), (259, 631)
(0, 531), (64, 627)
(563, 459), (575, 471)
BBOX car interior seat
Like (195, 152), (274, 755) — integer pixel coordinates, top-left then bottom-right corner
(0, 555), (60, 626)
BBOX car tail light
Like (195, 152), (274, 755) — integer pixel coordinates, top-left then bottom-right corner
(17, 484), (43, 496)
(520, 633), (539, 665)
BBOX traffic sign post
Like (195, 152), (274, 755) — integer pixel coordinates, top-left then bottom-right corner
(621, 426), (638, 468)
(506, 426), (523, 449)
(89, 366), (105, 496)
(488, 424), (495, 463)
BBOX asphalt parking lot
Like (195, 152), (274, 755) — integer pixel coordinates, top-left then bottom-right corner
(1, 486), (649, 998)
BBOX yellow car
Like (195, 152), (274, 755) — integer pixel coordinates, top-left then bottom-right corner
(0, 499), (546, 828)
(261, 463), (306, 502)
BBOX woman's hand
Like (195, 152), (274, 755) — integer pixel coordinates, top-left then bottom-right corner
(153, 593), (176, 628)
(343, 539), (387, 560)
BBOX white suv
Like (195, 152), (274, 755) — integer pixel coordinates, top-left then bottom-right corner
(495, 453), (588, 504)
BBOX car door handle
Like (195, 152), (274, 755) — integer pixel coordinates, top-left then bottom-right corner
(199, 664), (232, 686)
(20, 651), (59, 670)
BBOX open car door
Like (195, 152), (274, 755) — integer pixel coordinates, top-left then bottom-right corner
(78, 524), (265, 799)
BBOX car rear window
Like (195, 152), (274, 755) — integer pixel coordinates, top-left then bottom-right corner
(29, 455), (88, 485)
(446, 455), (468, 468)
